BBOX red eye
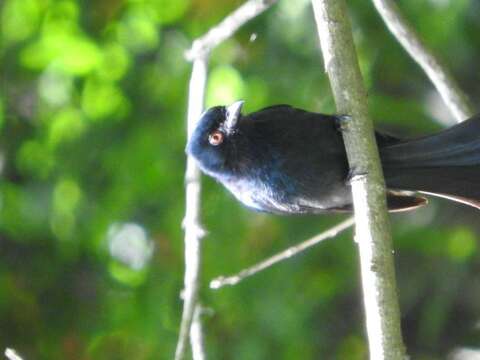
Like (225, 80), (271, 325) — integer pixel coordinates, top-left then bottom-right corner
(208, 131), (224, 146)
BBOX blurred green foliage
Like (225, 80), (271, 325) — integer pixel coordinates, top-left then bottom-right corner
(1, 0), (480, 359)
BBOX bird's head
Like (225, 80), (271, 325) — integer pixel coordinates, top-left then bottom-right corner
(186, 100), (244, 175)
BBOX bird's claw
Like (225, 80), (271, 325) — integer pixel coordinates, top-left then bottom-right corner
(335, 115), (352, 132)
(345, 168), (368, 185)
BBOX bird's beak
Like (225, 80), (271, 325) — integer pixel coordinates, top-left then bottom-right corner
(225, 100), (244, 133)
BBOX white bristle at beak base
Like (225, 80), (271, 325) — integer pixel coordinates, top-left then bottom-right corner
(224, 100), (244, 133)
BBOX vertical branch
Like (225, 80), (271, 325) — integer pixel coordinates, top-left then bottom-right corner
(371, 0), (474, 122)
(311, 0), (406, 359)
(176, 57), (208, 360)
(190, 305), (207, 360)
(177, 1), (278, 358)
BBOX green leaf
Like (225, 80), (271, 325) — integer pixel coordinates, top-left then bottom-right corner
(81, 77), (129, 120)
(21, 33), (101, 75)
(97, 43), (131, 81)
(48, 107), (87, 147)
(117, 6), (160, 53)
(447, 227), (476, 262)
(38, 68), (73, 106)
(108, 261), (148, 287)
(1, 0), (41, 45)
(151, 0), (191, 25)
(53, 178), (82, 214)
(16, 140), (54, 178)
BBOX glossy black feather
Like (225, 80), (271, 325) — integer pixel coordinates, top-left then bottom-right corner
(380, 114), (480, 167)
(187, 104), (480, 214)
(380, 114), (480, 208)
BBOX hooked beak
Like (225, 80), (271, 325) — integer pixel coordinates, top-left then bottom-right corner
(224, 100), (244, 133)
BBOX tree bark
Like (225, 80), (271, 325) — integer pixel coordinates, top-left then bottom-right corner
(311, 0), (406, 358)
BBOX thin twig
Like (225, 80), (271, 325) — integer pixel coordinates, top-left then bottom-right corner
(185, 0), (277, 61)
(5, 348), (24, 360)
(311, 0), (406, 358)
(175, 57), (208, 360)
(190, 305), (207, 360)
(210, 217), (354, 289)
(371, 0), (475, 122)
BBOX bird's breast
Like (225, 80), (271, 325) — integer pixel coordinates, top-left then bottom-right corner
(219, 176), (295, 213)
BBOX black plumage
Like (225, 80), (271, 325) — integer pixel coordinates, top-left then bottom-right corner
(186, 101), (480, 214)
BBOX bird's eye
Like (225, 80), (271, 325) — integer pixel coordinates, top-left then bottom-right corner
(208, 131), (224, 146)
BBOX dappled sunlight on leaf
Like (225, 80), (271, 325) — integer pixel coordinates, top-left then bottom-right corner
(116, 5), (160, 53)
(447, 227), (476, 262)
(206, 65), (245, 107)
(97, 43), (131, 81)
(51, 178), (82, 246)
(152, 0), (191, 25)
(1, 0), (42, 45)
(53, 178), (82, 215)
(107, 222), (154, 271)
(108, 261), (149, 287)
(47, 107), (87, 147)
(38, 67), (74, 107)
(50, 211), (76, 241)
(81, 77), (129, 120)
(21, 32), (101, 75)
(244, 77), (269, 112)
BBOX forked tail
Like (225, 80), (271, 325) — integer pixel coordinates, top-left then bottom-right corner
(380, 114), (480, 209)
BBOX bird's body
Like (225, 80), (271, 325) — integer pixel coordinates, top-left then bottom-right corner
(186, 102), (480, 214)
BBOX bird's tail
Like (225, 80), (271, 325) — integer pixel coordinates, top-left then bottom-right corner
(380, 114), (480, 209)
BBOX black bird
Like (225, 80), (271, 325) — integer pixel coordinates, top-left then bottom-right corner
(186, 101), (480, 214)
